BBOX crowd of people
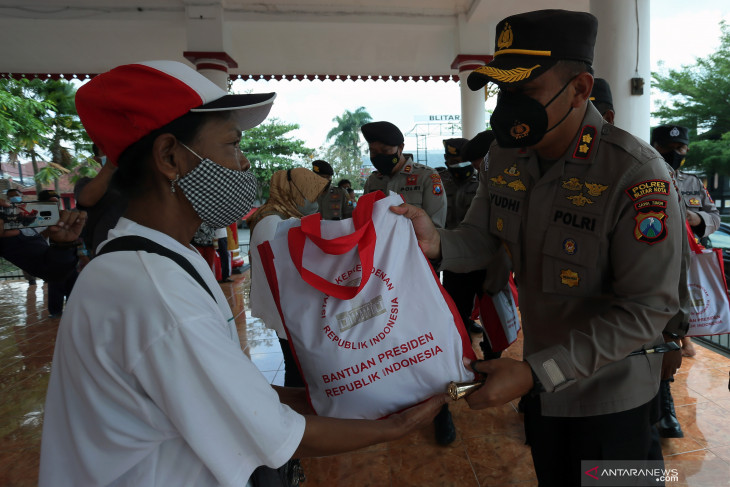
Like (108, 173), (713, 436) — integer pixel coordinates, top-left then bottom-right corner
(0, 7), (726, 487)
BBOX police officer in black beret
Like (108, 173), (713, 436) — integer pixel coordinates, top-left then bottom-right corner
(439, 138), (485, 334)
(651, 124), (720, 438)
(312, 159), (350, 220)
(590, 78), (614, 124)
(460, 130), (496, 170)
(392, 10), (685, 484)
(362, 121), (446, 227)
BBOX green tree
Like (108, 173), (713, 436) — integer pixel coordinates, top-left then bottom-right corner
(317, 144), (367, 190)
(0, 78), (53, 192)
(652, 20), (730, 174)
(322, 107), (373, 189)
(241, 118), (315, 200)
(326, 107), (372, 160)
(0, 78), (94, 192)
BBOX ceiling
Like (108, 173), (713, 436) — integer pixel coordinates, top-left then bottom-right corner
(0, 0), (588, 79)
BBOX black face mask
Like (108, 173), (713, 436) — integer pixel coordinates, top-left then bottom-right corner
(370, 150), (400, 175)
(448, 162), (473, 181)
(490, 77), (575, 148)
(662, 151), (685, 170)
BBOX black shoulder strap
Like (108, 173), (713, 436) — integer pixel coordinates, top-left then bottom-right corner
(97, 235), (217, 303)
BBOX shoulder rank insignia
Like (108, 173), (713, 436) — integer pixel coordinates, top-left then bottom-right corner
(403, 165), (412, 173)
(584, 182), (608, 197)
(504, 164), (520, 177)
(567, 194), (594, 207)
(562, 178), (583, 191)
(689, 197), (700, 206)
(633, 202), (668, 245)
(507, 179), (526, 192)
(560, 269), (580, 288)
(625, 179), (670, 201)
(704, 188), (714, 204)
(572, 125), (597, 160)
(490, 175), (507, 186)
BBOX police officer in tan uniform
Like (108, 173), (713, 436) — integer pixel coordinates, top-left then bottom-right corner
(650, 124), (719, 438)
(589, 78), (614, 124)
(312, 159), (349, 220)
(361, 121), (451, 444)
(439, 138), (486, 339)
(392, 10), (684, 484)
(362, 121), (446, 228)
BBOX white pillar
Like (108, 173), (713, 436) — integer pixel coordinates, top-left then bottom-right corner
(591, 0), (651, 142)
(452, 55), (492, 139)
(184, 3), (236, 91)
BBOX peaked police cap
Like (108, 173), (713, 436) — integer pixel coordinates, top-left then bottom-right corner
(468, 9), (597, 89)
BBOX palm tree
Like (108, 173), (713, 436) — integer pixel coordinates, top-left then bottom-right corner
(326, 107), (373, 161)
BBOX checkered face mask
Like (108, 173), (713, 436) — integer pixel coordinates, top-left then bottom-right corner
(177, 143), (257, 228)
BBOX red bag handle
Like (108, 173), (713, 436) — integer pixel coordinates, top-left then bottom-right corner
(288, 191), (386, 300)
(686, 220), (704, 254)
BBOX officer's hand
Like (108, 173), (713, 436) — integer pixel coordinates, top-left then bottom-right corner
(685, 210), (701, 227)
(661, 336), (683, 380)
(463, 358), (533, 409)
(390, 203), (441, 259)
(47, 209), (87, 243)
(0, 199), (20, 238)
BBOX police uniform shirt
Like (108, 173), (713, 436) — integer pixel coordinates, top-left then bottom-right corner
(438, 103), (684, 417)
(439, 168), (480, 230)
(676, 170), (720, 237)
(317, 186), (349, 220)
(364, 157), (447, 228)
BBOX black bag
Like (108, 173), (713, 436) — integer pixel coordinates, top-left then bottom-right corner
(249, 459), (304, 487)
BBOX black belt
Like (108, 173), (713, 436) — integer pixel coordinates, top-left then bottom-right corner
(628, 341), (680, 356)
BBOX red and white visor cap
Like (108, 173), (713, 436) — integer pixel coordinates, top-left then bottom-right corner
(75, 60), (276, 165)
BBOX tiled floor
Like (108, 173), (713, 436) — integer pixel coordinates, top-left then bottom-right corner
(2, 272), (730, 486)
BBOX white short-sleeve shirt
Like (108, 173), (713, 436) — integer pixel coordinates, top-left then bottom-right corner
(39, 218), (305, 487)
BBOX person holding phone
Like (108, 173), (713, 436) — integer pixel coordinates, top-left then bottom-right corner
(0, 193), (86, 283)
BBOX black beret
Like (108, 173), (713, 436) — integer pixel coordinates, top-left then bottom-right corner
(312, 160), (334, 176)
(460, 131), (496, 162)
(590, 78), (613, 108)
(361, 121), (404, 146)
(651, 125), (690, 146)
(468, 9), (597, 89)
(443, 138), (468, 156)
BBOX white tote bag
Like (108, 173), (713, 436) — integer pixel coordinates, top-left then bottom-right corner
(686, 245), (730, 337)
(258, 191), (475, 419)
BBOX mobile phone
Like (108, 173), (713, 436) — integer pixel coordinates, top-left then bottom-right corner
(1, 202), (60, 230)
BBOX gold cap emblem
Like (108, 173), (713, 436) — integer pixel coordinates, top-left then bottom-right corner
(510, 122), (530, 140)
(497, 22), (514, 50)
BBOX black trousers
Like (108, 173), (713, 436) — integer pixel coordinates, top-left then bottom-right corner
(442, 269), (486, 324)
(48, 269), (78, 315)
(523, 393), (663, 487)
(278, 338), (305, 388)
(217, 237), (230, 280)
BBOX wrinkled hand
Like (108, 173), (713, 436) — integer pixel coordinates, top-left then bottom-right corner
(464, 358), (533, 409)
(389, 203), (441, 259)
(685, 210), (701, 227)
(0, 199), (20, 238)
(661, 337), (683, 380)
(47, 209), (87, 243)
(389, 394), (448, 435)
